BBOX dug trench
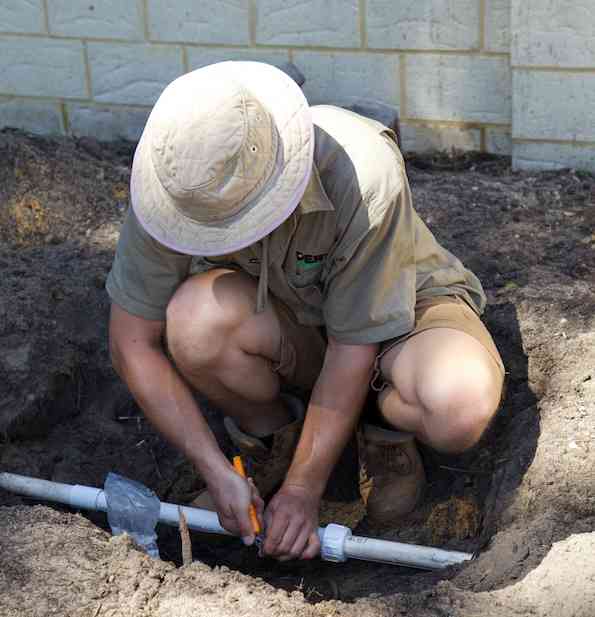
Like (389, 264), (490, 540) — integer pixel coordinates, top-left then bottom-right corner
(1, 130), (594, 616)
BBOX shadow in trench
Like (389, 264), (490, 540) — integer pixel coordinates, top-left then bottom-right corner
(151, 299), (540, 603)
(471, 301), (540, 549)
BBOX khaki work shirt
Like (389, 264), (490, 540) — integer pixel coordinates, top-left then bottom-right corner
(107, 105), (486, 345)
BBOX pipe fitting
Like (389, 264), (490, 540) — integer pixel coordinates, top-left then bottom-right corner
(320, 523), (352, 563)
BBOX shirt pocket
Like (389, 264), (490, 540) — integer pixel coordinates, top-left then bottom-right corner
(290, 242), (334, 289)
(286, 278), (324, 321)
(292, 253), (325, 288)
(283, 255), (325, 315)
(289, 213), (334, 288)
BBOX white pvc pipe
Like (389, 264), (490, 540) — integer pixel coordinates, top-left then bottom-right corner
(0, 472), (473, 570)
(343, 534), (472, 569)
(0, 472), (230, 536)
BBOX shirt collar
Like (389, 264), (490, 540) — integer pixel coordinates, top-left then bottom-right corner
(296, 163), (334, 215)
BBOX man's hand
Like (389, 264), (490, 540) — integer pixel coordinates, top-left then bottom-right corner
(261, 337), (378, 561)
(208, 468), (264, 546)
(263, 483), (320, 561)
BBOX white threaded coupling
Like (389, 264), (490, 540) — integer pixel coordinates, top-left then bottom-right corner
(320, 523), (352, 562)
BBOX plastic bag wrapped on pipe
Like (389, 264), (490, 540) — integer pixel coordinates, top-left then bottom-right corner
(104, 472), (161, 559)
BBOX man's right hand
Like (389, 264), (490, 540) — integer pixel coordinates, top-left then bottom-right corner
(207, 468), (264, 545)
(109, 303), (265, 544)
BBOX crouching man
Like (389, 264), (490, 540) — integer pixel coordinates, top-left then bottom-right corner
(107, 62), (505, 561)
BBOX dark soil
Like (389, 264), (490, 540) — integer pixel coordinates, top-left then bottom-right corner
(1, 128), (594, 616)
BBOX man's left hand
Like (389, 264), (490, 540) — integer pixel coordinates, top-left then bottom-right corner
(263, 484), (320, 561)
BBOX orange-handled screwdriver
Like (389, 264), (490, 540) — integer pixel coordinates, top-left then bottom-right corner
(232, 455), (261, 535)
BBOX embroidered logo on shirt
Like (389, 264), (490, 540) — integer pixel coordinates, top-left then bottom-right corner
(296, 251), (327, 272)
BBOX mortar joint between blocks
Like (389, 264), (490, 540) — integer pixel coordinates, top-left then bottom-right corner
(513, 138), (595, 148)
(60, 102), (69, 136)
(405, 119), (511, 130)
(182, 46), (189, 74)
(42, 0), (50, 34)
(249, 0), (257, 46)
(82, 41), (93, 100)
(512, 65), (595, 74)
(479, 0), (486, 51)
(0, 93), (153, 110)
(0, 34), (510, 57)
(399, 53), (407, 120)
(142, 0), (150, 41)
(359, 0), (367, 49)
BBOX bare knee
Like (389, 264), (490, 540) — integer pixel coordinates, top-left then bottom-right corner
(416, 363), (502, 453)
(166, 270), (252, 372)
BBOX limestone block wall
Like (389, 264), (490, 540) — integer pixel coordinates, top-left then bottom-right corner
(0, 1), (592, 170)
(511, 0), (595, 170)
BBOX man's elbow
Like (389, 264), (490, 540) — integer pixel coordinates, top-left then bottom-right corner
(109, 333), (127, 378)
(108, 324), (136, 379)
(108, 303), (165, 378)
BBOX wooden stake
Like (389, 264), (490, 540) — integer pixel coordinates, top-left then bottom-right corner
(178, 507), (193, 566)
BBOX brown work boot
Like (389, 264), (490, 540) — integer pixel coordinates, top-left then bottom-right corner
(190, 394), (305, 510)
(224, 393), (305, 498)
(358, 423), (426, 526)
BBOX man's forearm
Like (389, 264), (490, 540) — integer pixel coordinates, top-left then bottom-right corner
(283, 338), (379, 497)
(114, 343), (232, 483)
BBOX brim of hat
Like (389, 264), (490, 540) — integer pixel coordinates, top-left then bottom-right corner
(130, 61), (314, 256)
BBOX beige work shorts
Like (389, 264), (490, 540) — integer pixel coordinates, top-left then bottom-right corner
(271, 295), (504, 393)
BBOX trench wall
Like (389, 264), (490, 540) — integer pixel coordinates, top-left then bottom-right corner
(0, 1), (593, 170)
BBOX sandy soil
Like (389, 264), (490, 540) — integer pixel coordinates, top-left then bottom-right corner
(0, 129), (594, 616)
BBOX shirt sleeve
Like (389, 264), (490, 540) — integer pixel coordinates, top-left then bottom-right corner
(322, 166), (418, 345)
(106, 209), (192, 321)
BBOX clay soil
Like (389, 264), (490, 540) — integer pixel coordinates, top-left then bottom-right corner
(0, 129), (594, 616)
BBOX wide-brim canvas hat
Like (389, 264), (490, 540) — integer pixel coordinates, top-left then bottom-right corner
(130, 61), (314, 256)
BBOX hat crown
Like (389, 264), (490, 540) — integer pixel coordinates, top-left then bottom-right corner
(130, 61), (314, 257)
(149, 73), (278, 223)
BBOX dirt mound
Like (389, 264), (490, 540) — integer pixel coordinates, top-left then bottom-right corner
(1, 129), (594, 615)
(2, 506), (594, 616)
